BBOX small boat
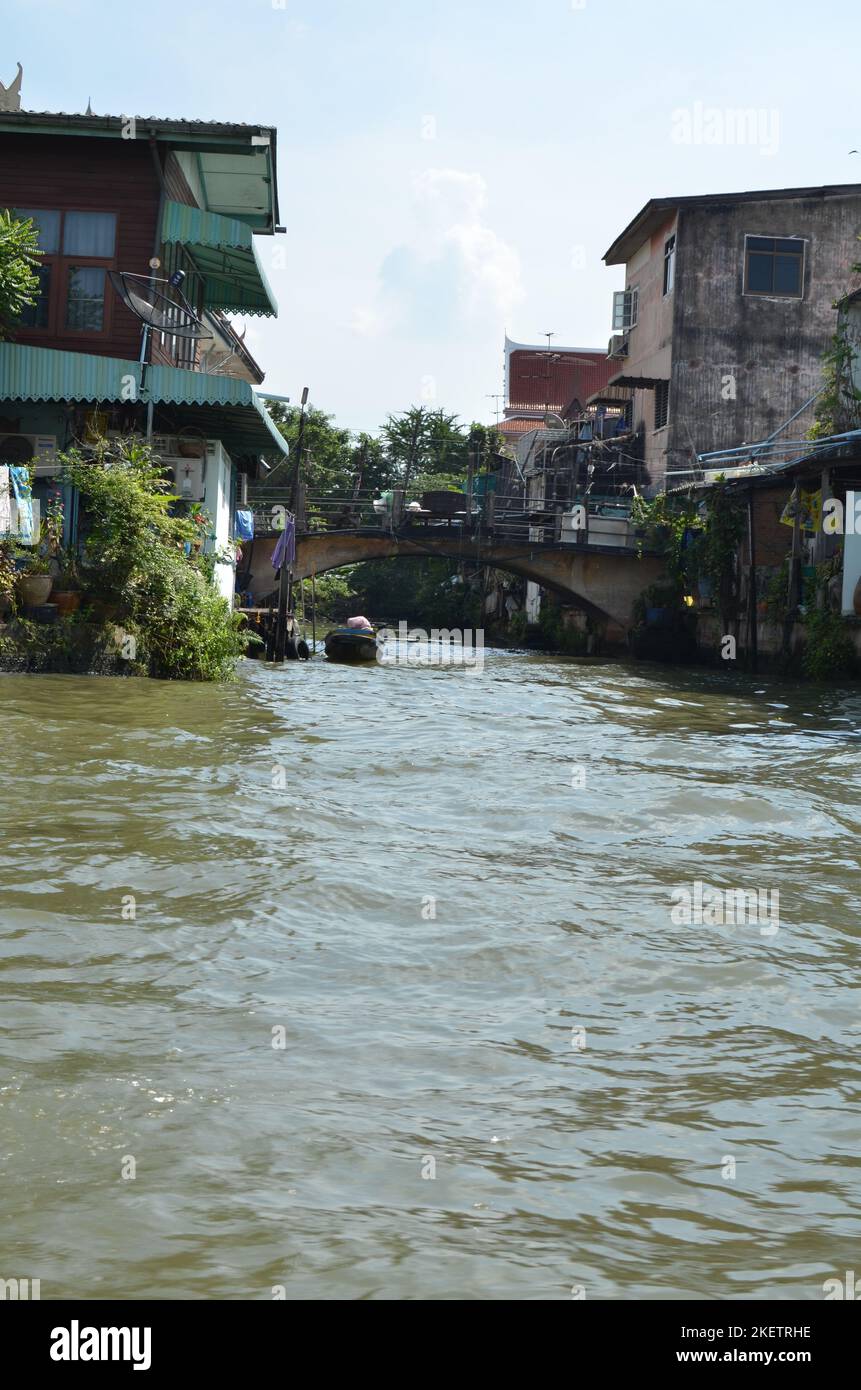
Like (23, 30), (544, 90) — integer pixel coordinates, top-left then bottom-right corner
(324, 624), (379, 663)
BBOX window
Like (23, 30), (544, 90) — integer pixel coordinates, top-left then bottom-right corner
(663, 234), (676, 295)
(16, 209), (59, 329)
(17, 208), (61, 253)
(66, 267), (107, 331)
(744, 235), (804, 298)
(612, 286), (639, 331)
(654, 380), (669, 430)
(12, 208), (117, 336)
(20, 265), (52, 328)
(63, 212), (116, 257)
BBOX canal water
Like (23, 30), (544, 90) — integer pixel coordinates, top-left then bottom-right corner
(1, 650), (859, 1300)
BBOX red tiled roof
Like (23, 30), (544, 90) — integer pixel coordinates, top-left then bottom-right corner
(499, 415), (541, 436)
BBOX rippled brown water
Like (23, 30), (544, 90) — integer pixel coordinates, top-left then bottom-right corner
(1, 652), (859, 1300)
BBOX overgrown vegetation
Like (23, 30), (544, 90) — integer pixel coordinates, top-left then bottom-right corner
(801, 564), (857, 680)
(631, 489), (698, 593)
(810, 324), (861, 439)
(632, 481), (745, 630)
(0, 209), (41, 337)
(0, 439), (251, 681)
(695, 482), (746, 627)
(802, 605), (856, 680)
(810, 240), (861, 439)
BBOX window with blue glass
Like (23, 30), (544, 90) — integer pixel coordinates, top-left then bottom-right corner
(744, 236), (805, 298)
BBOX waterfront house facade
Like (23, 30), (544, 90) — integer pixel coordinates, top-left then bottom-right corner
(598, 183), (861, 492)
(0, 104), (288, 601)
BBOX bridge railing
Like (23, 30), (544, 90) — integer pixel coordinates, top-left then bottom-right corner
(247, 485), (640, 550)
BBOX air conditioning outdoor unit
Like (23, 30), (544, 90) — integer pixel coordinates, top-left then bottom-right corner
(607, 335), (628, 359)
(0, 433), (58, 475)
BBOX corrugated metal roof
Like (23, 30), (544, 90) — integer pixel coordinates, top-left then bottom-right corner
(507, 346), (609, 413)
(2, 110), (272, 133)
(0, 111), (281, 231)
(0, 342), (288, 455)
(605, 183), (861, 264)
(161, 201), (277, 316)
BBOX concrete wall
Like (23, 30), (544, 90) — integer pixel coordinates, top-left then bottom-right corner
(670, 192), (861, 479)
(203, 441), (236, 604)
(622, 213), (677, 486)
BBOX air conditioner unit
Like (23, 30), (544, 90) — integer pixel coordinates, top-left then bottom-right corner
(0, 433), (58, 475)
(607, 335), (628, 358)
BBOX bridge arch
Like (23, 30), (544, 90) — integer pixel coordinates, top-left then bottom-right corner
(248, 528), (664, 631)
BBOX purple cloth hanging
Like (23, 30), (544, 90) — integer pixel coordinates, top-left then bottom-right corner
(272, 516), (296, 570)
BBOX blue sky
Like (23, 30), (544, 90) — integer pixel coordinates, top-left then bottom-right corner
(5, 0), (860, 433)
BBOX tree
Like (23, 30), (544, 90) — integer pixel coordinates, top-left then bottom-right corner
(0, 210), (41, 338)
(260, 402), (503, 499)
(263, 401), (355, 498)
(380, 408), (502, 494)
(348, 431), (393, 497)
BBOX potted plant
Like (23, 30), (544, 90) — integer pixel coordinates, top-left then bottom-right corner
(52, 552), (82, 614)
(15, 549), (53, 607)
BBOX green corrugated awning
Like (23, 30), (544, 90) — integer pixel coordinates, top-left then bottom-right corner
(161, 200), (277, 317)
(0, 342), (289, 458)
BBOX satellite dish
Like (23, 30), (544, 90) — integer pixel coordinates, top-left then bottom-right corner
(108, 270), (210, 340)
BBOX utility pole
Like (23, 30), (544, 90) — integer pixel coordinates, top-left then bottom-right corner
(289, 386), (309, 514)
(350, 437), (367, 522)
(465, 444), (475, 530)
(275, 386), (308, 662)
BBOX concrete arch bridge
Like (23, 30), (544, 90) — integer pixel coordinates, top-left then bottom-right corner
(247, 527), (665, 632)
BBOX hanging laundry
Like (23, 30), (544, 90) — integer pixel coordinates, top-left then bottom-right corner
(0, 465), (11, 536)
(272, 515), (296, 570)
(10, 465), (34, 543)
(234, 509), (255, 542)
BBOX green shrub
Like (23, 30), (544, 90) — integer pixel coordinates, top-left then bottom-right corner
(59, 438), (250, 681)
(802, 608), (856, 680)
(127, 548), (248, 681)
(0, 210), (42, 337)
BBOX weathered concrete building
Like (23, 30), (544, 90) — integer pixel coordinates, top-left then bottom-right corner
(598, 183), (861, 491)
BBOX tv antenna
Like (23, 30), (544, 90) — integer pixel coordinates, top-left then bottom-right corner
(486, 393), (504, 425)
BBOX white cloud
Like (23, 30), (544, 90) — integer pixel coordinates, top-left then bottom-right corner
(354, 167), (523, 340)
